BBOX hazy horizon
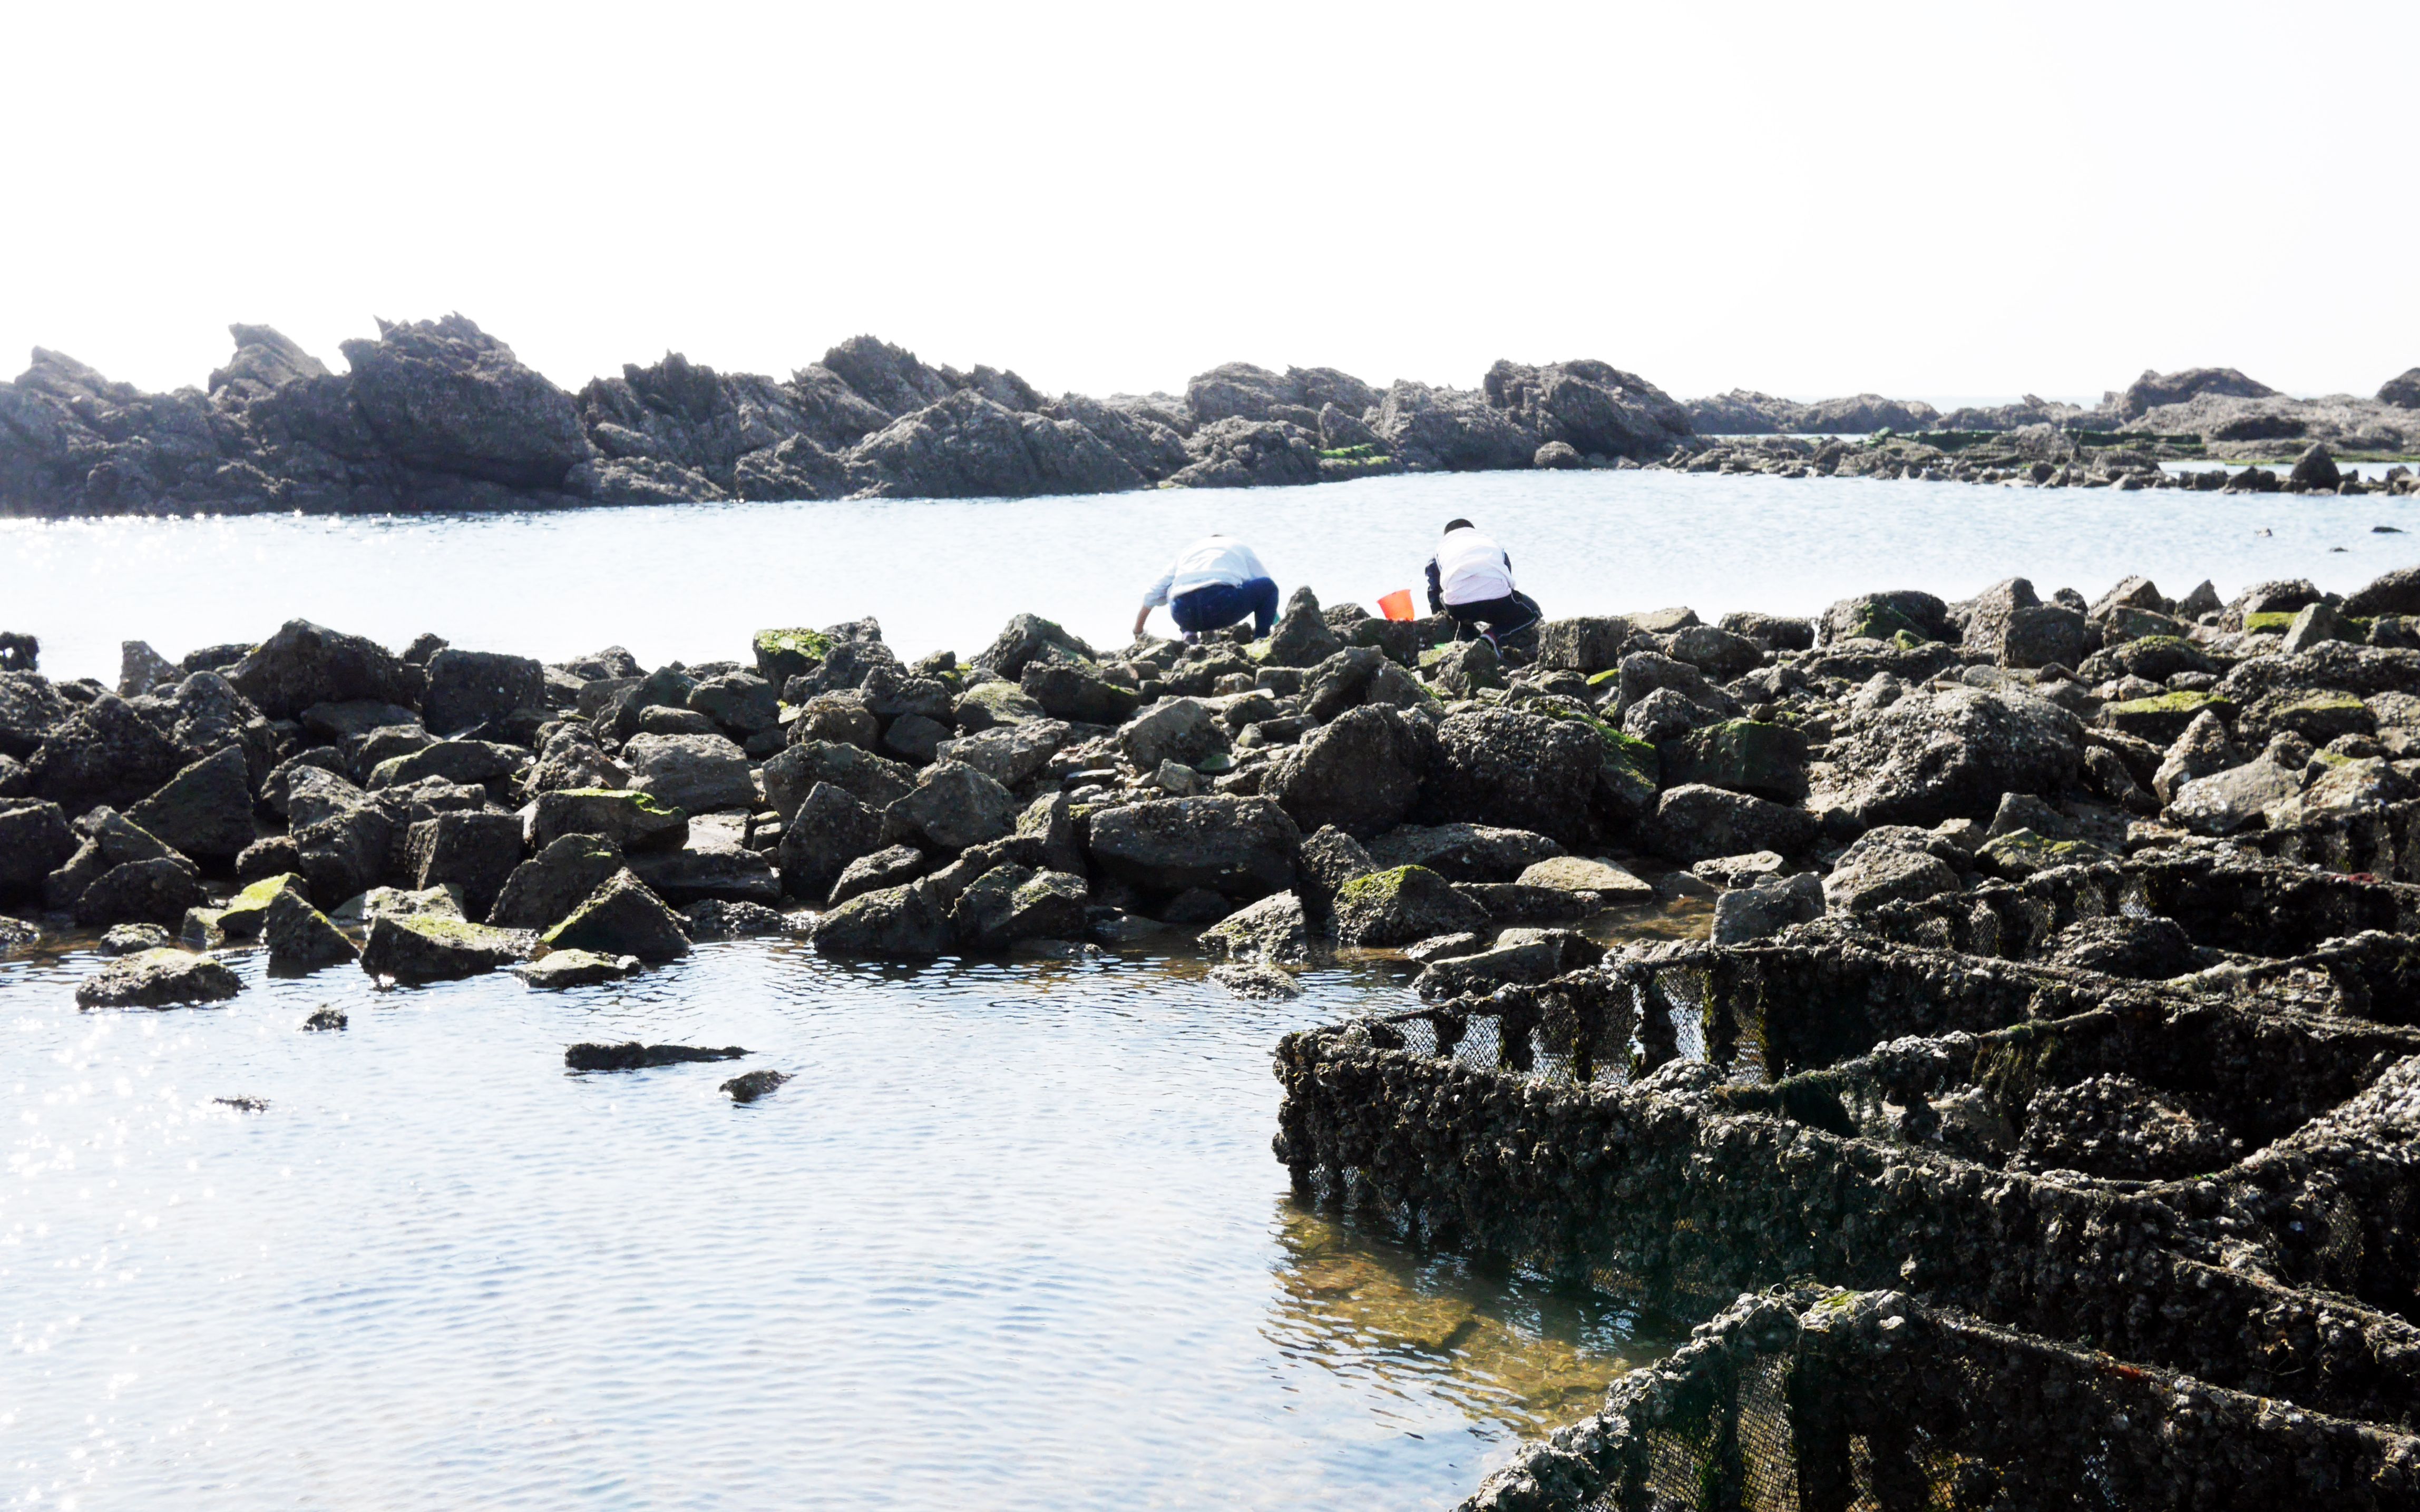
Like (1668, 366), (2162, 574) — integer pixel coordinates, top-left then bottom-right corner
(6, 1), (2413, 407)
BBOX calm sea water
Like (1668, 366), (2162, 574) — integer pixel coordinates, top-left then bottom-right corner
(3, 929), (1693, 1511)
(4, 470), (2412, 682)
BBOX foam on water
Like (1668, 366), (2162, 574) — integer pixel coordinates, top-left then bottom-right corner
(5, 469), (2412, 682)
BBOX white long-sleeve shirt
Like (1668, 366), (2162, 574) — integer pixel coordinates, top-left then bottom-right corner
(1141, 536), (1271, 606)
(1429, 527), (1515, 606)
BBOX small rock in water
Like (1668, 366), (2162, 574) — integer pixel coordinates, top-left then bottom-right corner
(565, 1042), (750, 1072)
(1010, 938), (1101, 961)
(2376, 525), (2406, 534)
(722, 1067), (791, 1102)
(302, 1004), (348, 1031)
(100, 922), (173, 955)
(214, 1095), (268, 1113)
(1208, 963), (1303, 999)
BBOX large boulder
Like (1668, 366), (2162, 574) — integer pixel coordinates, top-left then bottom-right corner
(1263, 705), (1433, 839)
(490, 833), (627, 929)
(933, 720), (1072, 790)
(528, 788), (689, 852)
(25, 693), (188, 813)
(624, 836), (782, 908)
(971, 613), (1096, 680)
(1643, 784), (1817, 866)
(228, 620), (415, 719)
(887, 761), (1017, 852)
(74, 947), (242, 1008)
(367, 740), (525, 792)
(264, 887), (358, 968)
(1958, 579), (2091, 670)
(1086, 796), (1299, 900)
(1829, 685), (2084, 827)
(2169, 754), (2302, 836)
(419, 649), (545, 735)
(1120, 699), (1227, 771)
(75, 856), (207, 927)
(339, 314), (590, 487)
(1165, 417), (1323, 489)
(1185, 361), (1377, 425)
(621, 732), (757, 814)
(1020, 662), (1139, 725)
(1365, 822), (1563, 883)
(542, 870), (691, 962)
(125, 745), (255, 862)
(1331, 865), (1490, 947)
(2379, 369), (2420, 409)
(1373, 380), (1538, 472)
(763, 740), (916, 818)
(1817, 592), (1953, 647)
(1200, 891), (1313, 964)
(810, 879), (954, 958)
(1656, 720), (1807, 804)
(0, 672), (70, 759)
(948, 863), (1088, 951)
(2344, 566), (2420, 620)
(1711, 872), (1825, 946)
(0, 797), (76, 900)
(2114, 366), (2276, 420)
(776, 782), (884, 900)
(1482, 359), (1690, 460)
(1419, 710), (1603, 849)
(359, 911), (539, 983)
(1535, 617), (1635, 675)
(403, 811), (523, 918)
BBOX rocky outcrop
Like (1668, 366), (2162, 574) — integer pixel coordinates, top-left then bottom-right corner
(2113, 366), (2277, 420)
(1482, 360), (1691, 460)
(1684, 390), (1942, 435)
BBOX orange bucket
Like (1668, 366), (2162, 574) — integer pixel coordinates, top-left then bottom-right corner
(1377, 589), (1417, 622)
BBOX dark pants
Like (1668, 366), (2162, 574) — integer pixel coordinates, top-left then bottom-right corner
(1446, 590), (1543, 652)
(1172, 576), (1279, 637)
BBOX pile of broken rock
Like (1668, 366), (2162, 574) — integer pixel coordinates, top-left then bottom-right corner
(11, 560), (2420, 1010)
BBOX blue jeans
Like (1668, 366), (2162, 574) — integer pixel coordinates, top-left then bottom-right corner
(1171, 577), (1279, 636)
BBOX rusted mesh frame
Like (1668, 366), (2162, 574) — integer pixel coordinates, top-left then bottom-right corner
(1273, 1006), (2420, 1425)
(1459, 1288), (2420, 1512)
(1849, 848), (2420, 968)
(2243, 798), (2420, 885)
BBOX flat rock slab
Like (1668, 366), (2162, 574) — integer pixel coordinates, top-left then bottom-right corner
(1516, 855), (1655, 900)
(517, 950), (644, 989)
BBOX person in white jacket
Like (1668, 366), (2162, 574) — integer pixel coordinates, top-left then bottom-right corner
(1133, 534), (1280, 642)
(1424, 518), (1542, 652)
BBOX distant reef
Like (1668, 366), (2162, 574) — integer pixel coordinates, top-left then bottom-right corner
(0, 316), (2414, 516)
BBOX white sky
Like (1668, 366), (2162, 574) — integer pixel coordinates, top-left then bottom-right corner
(4, 1), (2413, 407)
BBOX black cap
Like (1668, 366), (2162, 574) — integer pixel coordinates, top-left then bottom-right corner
(1443, 517), (1474, 533)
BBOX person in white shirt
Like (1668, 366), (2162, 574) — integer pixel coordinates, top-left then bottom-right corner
(1133, 534), (1280, 642)
(1425, 518), (1542, 653)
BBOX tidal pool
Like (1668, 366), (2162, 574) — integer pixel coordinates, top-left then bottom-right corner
(2, 917), (1696, 1510)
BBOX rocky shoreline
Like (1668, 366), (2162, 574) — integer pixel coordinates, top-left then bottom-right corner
(9, 558), (2420, 1007)
(16, 563), (2420, 1497)
(3, 317), (2413, 517)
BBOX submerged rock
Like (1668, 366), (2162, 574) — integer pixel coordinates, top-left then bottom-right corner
(565, 1041), (747, 1071)
(721, 1067), (791, 1103)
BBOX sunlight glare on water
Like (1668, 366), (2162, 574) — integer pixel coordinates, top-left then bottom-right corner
(2, 938), (1663, 1510)
(5, 469), (2413, 681)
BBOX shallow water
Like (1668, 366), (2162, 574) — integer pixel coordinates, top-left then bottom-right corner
(2, 930), (1682, 1510)
(6, 469), (2413, 683)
